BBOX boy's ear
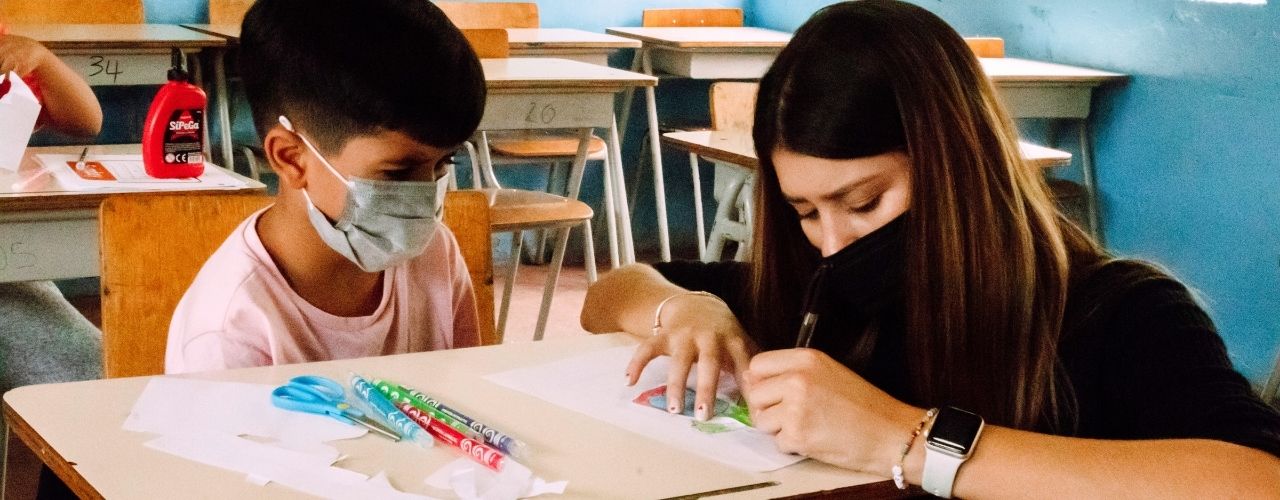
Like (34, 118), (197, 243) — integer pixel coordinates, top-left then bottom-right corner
(263, 125), (308, 190)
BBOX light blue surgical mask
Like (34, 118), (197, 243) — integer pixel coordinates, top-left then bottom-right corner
(279, 115), (449, 272)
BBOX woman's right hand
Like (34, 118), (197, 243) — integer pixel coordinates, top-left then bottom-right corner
(624, 293), (757, 421)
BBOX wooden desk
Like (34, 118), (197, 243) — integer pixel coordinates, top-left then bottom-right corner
(2, 334), (907, 499)
(477, 58), (656, 268)
(506, 28), (640, 66)
(0, 144), (265, 283)
(4, 24), (225, 86)
(662, 131), (1074, 171)
(605, 27), (792, 261)
(662, 130), (1073, 261)
(10, 24), (236, 172)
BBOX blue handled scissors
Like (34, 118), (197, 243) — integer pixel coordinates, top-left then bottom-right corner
(271, 375), (401, 441)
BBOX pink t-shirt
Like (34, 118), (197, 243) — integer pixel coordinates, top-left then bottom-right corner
(165, 208), (480, 374)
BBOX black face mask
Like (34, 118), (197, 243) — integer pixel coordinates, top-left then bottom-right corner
(794, 215), (907, 348)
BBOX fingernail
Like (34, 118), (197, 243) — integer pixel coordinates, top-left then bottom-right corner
(695, 404), (709, 421)
(668, 404), (680, 414)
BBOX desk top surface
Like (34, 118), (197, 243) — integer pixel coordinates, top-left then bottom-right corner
(0, 144), (265, 212)
(481, 57), (655, 89)
(506, 28), (641, 49)
(5, 24), (227, 49)
(663, 130), (1073, 169)
(982, 57), (1126, 83)
(180, 25), (641, 50)
(3, 334), (891, 499)
(606, 27), (793, 49)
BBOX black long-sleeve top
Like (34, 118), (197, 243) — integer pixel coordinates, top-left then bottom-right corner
(654, 240), (1280, 457)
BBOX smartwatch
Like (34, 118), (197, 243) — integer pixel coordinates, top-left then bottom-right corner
(922, 406), (984, 498)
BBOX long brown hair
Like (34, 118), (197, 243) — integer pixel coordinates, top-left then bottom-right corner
(749, 0), (1102, 430)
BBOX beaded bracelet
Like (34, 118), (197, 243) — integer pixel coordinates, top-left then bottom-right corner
(892, 407), (938, 490)
(651, 291), (725, 337)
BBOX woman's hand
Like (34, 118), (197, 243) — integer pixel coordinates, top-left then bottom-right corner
(745, 348), (922, 474)
(0, 35), (53, 76)
(625, 293), (757, 421)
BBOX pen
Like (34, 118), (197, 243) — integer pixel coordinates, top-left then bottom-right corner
(74, 147), (88, 171)
(392, 383), (531, 459)
(348, 373), (433, 448)
(795, 262), (832, 348)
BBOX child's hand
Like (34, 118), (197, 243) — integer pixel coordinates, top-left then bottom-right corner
(0, 35), (54, 76)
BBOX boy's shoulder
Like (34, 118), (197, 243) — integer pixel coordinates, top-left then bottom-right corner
(169, 209), (286, 336)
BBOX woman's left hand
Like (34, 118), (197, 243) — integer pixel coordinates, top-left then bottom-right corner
(744, 348), (924, 474)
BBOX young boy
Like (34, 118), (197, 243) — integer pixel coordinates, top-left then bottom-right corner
(165, 0), (487, 373)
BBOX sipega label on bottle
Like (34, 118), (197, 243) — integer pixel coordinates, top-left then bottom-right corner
(163, 109), (204, 165)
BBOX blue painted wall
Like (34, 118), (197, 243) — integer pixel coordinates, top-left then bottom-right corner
(750, 0), (1280, 385)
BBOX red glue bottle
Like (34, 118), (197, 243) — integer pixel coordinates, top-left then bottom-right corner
(143, 48), (206, 178)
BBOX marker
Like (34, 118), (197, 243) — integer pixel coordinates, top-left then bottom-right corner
(348, 373), (433, 448)
(392, 382), (531, 459)
(396, 401), (527, 476)
(373, 380), (482, 441)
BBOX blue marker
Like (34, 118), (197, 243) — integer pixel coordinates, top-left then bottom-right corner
(349, 373), (433, 448)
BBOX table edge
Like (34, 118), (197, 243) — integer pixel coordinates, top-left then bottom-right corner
(3, 400), (104, 500)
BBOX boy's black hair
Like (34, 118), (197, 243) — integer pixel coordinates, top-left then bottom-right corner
(239, 0), (485, 153)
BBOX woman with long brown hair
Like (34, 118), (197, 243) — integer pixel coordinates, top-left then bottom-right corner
(581, 0), (1280, 496)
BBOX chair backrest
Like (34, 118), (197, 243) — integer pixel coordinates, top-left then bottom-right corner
(436, 1), (538, 28)
(462, 28), (510, 59)
(100, 192), (498, 377)
(100, 194), (273, 378)
(709, 81), (758, 133)
(0, 0), (144, 23)
(641, 8), (743, 27)
(442, 190), (497, 346)
(965, 37), (1005, 58)
(208, 0), (255, 25)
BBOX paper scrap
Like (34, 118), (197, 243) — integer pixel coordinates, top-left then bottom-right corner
(0, 71), (41, 172)
(146, 431), (436, 500)
(485, 346), (804, 472)
(34, 153), (248, 190)
(125, 377), (367, 453)
(424, 458), (567, 500)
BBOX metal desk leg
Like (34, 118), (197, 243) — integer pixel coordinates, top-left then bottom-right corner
(617, 48), (645, 144)
(641, 50), (671, 262)
(1078, 119), (1103, 244)
(212, 48), (234, 172)
(690, 152), (707, 260)
(609, 116), (637, 264)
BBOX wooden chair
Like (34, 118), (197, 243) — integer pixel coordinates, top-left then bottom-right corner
(98, 192), (498, 378)
(436, 1), (538, 29)
(964, 37), (1006, 58)
(208, 0), (256, 25)
(0, 0), (143, 23)
(460, 28), (611, 272)
(482, 188), (595, 340)
(641, 8), (744, 28)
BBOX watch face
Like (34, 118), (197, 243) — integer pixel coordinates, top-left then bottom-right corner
(927, 406), (983, 456)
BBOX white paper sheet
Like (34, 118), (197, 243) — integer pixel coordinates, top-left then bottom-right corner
(33, 153), (248, 190)
(424, 459), (567, 500)
(124, 377), (367, 454)
(0, 72), (41, 172)
(485, 346), (804, 472)
(146, 431), (436, 500)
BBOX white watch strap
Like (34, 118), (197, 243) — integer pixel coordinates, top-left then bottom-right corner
(922, 448), (965, 498)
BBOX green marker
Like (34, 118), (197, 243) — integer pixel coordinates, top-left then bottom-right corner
(372, 380), (480, 440)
